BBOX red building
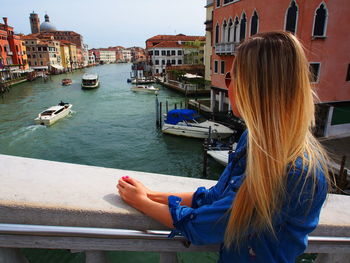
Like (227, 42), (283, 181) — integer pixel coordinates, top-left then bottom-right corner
(0, 18), (27, 69)
(211, 0), (350, 137)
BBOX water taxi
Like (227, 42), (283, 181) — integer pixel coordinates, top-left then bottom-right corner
(81, 73), (99, 89)
(131, 85), (159, 94)
(34, 101), (72, 126)
(62, 79), (72, 86)
(162, 109), (234, 139)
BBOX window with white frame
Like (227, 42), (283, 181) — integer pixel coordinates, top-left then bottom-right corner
(221, 60), (225, 74)
(215, 24), (220, 44)
(285, 0), (298, 34)
(239, 13), (247, 41)
(214, 60), (219, 73)
(309, 63), (321, 83)
(313, 3), (327, 37)
(228, 19), (233, 42)
(216, 0), (220, 8)
(250, 11), (259, 36)
(233, 17), (239, 42)
(222, 20), (227, 43)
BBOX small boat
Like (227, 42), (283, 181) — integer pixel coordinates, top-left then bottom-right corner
(81, 73), (99, 89)
(62, 78), (72, 86)
(131, 85), (159, 93)
(207, 143), (237, 166)
(34, 101), (72, 126)
(162, 109), (234, 139)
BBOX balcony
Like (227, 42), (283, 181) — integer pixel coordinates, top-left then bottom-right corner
(6, 51), (13, 56)
(215, 42), (237, 55)
(205, 0), (213, 7)
(204, 20), (213, 31)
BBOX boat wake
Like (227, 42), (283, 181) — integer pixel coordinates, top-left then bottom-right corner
(8, 125), (45, 146)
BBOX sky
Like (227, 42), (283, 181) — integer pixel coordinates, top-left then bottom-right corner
(1, 0), (206, 49)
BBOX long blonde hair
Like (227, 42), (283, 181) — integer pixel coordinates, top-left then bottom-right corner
(225, 31), (329, 246)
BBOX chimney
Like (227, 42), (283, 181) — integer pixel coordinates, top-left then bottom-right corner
(3, 17), (8, 26)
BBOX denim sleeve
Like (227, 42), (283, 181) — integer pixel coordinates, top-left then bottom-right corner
(191, 162), (233, 208)
(168, 192), (236, 245)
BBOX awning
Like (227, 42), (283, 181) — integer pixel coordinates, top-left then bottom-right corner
(31, 66), (48, 70)
(183, 73), (203, 79)
(51, 65), (64, 70)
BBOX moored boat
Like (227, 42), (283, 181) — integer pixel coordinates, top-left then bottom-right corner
(131, 77), (155, 84)
(34, 101), (72, 126)
(131, 85), (159, 93)
(162, 109), (234, 139)
(207, 143), (237, 166)
(82, 73), (99, 89)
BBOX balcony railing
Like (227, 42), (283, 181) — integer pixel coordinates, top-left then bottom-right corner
(215, 42), (237, 55)
(0, 154), (349, 263)
(204, 20), (213, 31)
(206, 0), (213, 7)
(6, 51), (13, 56)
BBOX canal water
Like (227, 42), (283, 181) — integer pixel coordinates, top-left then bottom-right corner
(0, 63), (224, 263)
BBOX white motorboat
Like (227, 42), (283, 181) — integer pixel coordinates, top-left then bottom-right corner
(34, 101), (72, 126)
(207, 143), (237, 166)
(82, 73), (99, 89)
(131, 85), (159, 93)
(162, 109), (234, 139)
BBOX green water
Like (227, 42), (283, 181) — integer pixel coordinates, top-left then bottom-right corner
(0, 63), (223, 178)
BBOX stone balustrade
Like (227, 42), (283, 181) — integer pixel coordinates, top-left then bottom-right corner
(0, 154), (349, 263)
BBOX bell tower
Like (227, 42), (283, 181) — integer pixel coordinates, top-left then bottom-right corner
(29, 11), (40, 34)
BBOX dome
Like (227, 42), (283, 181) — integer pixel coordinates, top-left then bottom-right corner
(40, 14), (56, 32)
(40, 22), (57, 32)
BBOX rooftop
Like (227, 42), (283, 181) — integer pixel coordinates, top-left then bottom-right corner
(147, 34), (206, 42)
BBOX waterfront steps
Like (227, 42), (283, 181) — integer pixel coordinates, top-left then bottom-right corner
(0, 154), (350, 262)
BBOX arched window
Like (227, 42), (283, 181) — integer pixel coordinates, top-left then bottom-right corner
(239, 13), (247, 41)
(215, 23), (220, 44)
(222, 20), (227, 42)
(0, 46), (2, 53)
(251, 11), (259, 36)
(313, 3), (327, 37)
(216, 0), (220, 8)
(285, 0), (298, 34)
(228, 19), (233, 42)
(233, 17), (239, 42)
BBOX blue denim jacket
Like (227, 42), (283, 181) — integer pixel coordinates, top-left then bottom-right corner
(168, 130), (327, 263)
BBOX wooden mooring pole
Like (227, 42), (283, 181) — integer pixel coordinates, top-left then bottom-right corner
(203, 138), (208, 178)
(166, 100), (169, 113)
(155, 95), (159, 127)
(159, 102), (162, 127)
(174, 103), (177, 110)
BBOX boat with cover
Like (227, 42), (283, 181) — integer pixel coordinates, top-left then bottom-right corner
(81, 73), (99, 89)
(34, 101), (72, 126)
(162, 109), (234, 139)
(131, 85), (159, 93)
(62, 78), (72, 86)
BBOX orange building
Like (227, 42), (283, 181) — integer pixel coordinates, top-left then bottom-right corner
(211, 0), (350, 137)
(0, 18), (27, 69)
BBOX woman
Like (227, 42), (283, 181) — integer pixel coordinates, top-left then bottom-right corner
(117, 31), (330, 262)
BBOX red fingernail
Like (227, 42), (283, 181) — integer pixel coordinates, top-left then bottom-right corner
(122, 176), (126, 180)
(125, 176), (129, 179)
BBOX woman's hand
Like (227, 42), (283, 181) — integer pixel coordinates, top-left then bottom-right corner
(117, 176), (151, 211)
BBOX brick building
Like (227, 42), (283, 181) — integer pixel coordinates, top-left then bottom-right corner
(210, 0), (350, 137)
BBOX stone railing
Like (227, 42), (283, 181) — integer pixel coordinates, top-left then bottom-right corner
(0, 154), (349, 263)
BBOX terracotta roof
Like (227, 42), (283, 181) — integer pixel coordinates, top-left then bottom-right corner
(59, 40), (76, 46)
(147, 34), (205, 42)
(21, 34), (40, 40)
(151, 41), (198, 49)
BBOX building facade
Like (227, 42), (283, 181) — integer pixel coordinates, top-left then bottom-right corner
(210, 0), (350, 136)
(204, 0), (214, 82)
(146, 35), (206, 75)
